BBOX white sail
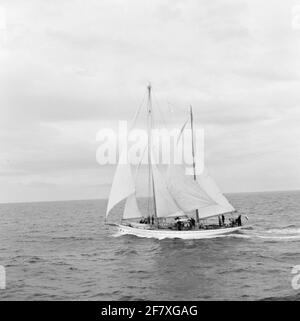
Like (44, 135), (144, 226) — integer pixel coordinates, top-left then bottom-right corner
(106, 150), (136, 217)
(196, 169), (235, 217)
(123, 193), (143, 219)
(166, 165), (217, 214)
(166, 164), (235, 219)
(152, 163), (184, 218)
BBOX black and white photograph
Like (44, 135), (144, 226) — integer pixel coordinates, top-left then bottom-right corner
(0, 0), (300, 305)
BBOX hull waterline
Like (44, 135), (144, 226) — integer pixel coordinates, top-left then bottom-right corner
(115, 224), (247, 240)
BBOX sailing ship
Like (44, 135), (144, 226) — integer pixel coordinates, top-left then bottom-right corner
(105, 85), (248, 239)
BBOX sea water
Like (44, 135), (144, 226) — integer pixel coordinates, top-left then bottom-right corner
(0, 190), (300, 300)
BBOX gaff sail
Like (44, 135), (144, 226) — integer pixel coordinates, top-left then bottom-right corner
(166, 165), (235, 219)
(166, 164), (217, 215)
(196, 169), (235, 217)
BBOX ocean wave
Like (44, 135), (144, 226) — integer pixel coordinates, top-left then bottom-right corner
(51, 236), (96, 241)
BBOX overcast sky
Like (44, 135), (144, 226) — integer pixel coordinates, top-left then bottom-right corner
(1, 0), (300, 203)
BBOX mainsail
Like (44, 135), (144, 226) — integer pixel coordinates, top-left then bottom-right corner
(151, 163), (184, 218)
(166, 165), (217, 214)
(166, 164), (235, 219)
(197, 169), (235, 217)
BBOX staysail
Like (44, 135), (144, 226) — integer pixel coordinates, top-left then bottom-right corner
(106, 150), (141, 218)
(123, 193), (142, 219)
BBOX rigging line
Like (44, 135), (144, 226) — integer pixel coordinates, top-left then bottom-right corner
(124, 92), (146, 198)
(152, 90), (167, 129)
(176, 117), (189, 144)
(118, 92), (146, 166)
(127, 90), (147, 181)
(166, 101), (180, 124)
(129, 91), (147, 131)
(128, 145), (147, 209)
(126, 145), (147, 219)
(133, 145), (147, 180)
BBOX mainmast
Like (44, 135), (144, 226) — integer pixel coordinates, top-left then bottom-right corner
(190, 105), (200, 224)
(147, 84), (157, 225)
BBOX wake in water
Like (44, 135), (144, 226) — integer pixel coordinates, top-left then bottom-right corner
(264, 227), (300, 234)
(241, 226), (300, 241)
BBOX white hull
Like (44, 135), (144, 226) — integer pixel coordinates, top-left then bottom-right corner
(116, 224), (246, 240)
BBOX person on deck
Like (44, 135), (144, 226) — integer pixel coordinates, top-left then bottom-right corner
(176, 220), (182, 231)
(221, 214), (225, 226)
(189, 217), (195, 229)
(218, 216), (222, 227)
(174, 217), (182, 230)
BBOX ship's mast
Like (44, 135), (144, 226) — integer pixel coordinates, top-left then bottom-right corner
(190, 105), (200, 224)
(147, 84), (157, 225)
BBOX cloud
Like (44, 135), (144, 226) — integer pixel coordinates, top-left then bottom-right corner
(0, 0), (300, 202)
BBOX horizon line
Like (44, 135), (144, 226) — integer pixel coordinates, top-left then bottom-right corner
(0, 188), (299, 205)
